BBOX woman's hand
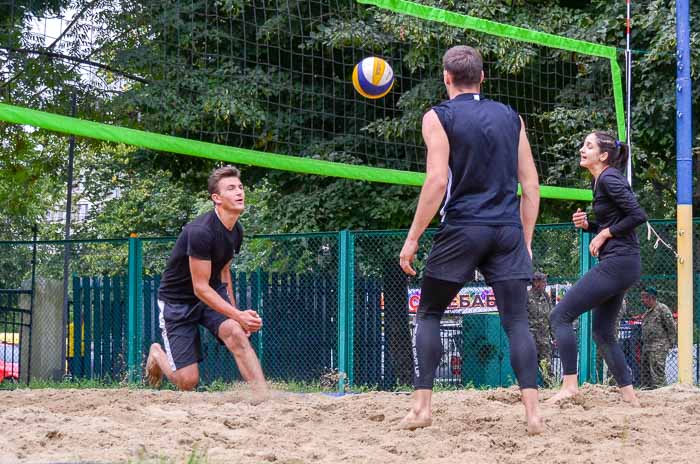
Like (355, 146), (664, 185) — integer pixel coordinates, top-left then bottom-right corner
(589, 228), (613, 257)
(572, 208), (589, 230)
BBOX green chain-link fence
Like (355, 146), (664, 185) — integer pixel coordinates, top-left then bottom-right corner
(0, 221), (695, 390)
(0, 237), (130, 383)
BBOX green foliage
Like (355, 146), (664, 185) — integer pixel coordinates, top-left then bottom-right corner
(249, 172), (418, 233)
(74, 144), (206, 238)
(1, 0), (698, 236)
(0, 125), (66, 239)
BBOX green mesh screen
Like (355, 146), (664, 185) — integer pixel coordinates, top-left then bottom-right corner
(0, 0), (624, 198)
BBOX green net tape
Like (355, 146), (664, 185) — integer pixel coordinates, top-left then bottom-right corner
(0, 103), (591, 200)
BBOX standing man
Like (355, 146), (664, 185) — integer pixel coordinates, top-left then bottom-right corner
(398, 46), (542, 434)
(145, 165), (267, 393)
(640, 287), (676, 389)
(527, 272), (553, 386)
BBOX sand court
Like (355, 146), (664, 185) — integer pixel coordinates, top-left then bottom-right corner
(1, 384), (699, 463)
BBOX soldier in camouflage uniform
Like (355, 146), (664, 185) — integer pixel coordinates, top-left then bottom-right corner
(527, 272), (553, 386)
(640, 287), (676, 389)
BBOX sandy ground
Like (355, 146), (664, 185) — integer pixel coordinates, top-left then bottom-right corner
(1, 384), (699, 464)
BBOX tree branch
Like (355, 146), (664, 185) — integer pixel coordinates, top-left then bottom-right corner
(0, 46), (148, 85)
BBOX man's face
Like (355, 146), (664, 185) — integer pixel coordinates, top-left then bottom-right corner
(213, 176), (245, 213)
(641, 292), (655, 308)
(533, 279), (546, 291)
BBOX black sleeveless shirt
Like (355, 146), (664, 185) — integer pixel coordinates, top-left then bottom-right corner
(432, 93), (522, 226)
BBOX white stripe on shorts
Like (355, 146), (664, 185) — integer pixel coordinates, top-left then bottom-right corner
(158, 300), (177, 372)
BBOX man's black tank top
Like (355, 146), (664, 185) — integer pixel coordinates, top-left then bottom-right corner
(432, 93), (522, 226)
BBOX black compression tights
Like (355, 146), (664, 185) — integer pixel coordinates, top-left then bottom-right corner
(549, 255), (639, 388)
(413, 276), (538, 390)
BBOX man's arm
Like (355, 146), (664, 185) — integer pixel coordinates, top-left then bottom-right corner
(517, 115), (540, 256)
(190, 257), (261, 332)
(663, 306), (678, 346)
(399, 110), (450, 276)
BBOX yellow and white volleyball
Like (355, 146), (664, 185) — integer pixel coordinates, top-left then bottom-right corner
(352, 56), (395, 99)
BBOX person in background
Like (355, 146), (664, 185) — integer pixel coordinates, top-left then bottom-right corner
(527, 271), (554, 386)
(595, 299), (626, 385)
(640, 287), (676, 389)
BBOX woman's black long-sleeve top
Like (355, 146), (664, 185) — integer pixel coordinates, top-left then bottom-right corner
(587, 167), (648, 259)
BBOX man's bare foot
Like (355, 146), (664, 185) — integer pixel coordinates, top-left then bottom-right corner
(395, 409), (432, 431)
(620, 388), (641, 408)
(547, 387), (578, 404)
(527, 416), (545, 435)
(622, 397), (641, 408)
(144, 344), (163, 388)
(620, 385), (641, 407)
(249, 384), (271, 404)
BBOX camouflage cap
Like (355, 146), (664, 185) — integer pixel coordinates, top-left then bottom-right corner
(643, 287), (657, 296)
(533, 271), (547, 281)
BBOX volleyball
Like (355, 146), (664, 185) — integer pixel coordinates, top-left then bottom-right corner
(352, 56), (394, 99)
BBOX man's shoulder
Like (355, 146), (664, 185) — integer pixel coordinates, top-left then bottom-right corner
(183, 212), (216, 240)
(429, 100), (452, 122)
(185, 210), (216, 228)
(657, 302), (672, 313)
(432, 98), (451, 109)
(435, 97), (515, 112)
(484, 98), (516, 112)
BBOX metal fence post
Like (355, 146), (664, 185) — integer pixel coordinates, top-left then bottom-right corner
(255, 268), (264, 361)
(578, 229), (594, 383)
(337, 230), (355, 392)
(337, 230), (347, 392)
(127, 233), (143, 383)
(26, 225), (37, 385)
(347, 232), (355, 387)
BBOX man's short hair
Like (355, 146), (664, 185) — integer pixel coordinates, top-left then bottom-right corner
(442, 46), (483, 87)
(533, 271), (547, 281)
(208, 165), (241, 196)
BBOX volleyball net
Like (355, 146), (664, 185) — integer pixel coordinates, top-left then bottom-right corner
(0, 0), (625, 200)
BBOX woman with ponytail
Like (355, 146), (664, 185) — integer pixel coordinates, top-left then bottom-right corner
(548, 132), (647, 406)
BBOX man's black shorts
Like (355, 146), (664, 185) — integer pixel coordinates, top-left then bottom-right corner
(424, 224), (532, 284)
(158, 284), (230, 371)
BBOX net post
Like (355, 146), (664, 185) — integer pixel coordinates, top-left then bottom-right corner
(676, 0), (693, 385)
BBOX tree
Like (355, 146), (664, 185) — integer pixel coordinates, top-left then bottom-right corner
(0, 0), (119, 240)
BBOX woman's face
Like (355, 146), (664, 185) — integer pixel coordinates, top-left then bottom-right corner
(579, 133), (608, 170)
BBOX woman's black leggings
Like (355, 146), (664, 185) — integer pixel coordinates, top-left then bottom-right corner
(413, 276), (538, 390)
(549, 254), (641, 387)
